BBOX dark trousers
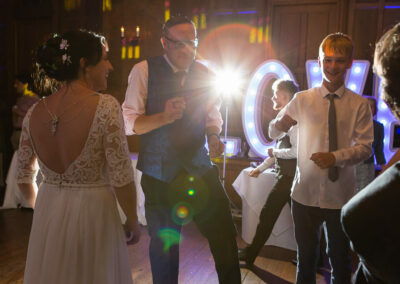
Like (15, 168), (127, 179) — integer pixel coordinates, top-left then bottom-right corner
(141, 166), (241, 284)
(292, 200), (351, 284)
(246, 174), (293, 261)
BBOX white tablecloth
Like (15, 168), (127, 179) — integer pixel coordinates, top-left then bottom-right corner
(232, 167), (296, 251)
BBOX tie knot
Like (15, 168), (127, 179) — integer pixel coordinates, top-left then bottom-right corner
(175, 71), (186, 79)
(175, 71), (186, 87)
(327, 93), (337, 101)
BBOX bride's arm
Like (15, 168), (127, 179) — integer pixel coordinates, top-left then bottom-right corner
(16, 108), (39, 208)
(18, 183), (37, 208)
(104, 96), (141, 244)
(114, 182), (140, 244)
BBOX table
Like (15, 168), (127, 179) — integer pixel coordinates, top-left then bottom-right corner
(232, 167), (296, 251)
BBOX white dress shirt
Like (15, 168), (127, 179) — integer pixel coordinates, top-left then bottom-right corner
(269, 84), (373, 209)
(256, 124), (298, 172)
(122, 55), (223, 135)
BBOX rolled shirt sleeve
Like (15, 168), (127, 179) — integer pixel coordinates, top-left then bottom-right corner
(122, 59), (223, 135)
(122, 60), (148, 136)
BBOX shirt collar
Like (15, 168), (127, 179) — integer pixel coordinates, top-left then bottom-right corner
(320, 84), (345, 98)
(163, 54), (189, 74)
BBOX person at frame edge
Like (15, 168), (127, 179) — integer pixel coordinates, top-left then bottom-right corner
(11, 72), (40, 151)
(355, 96), (386, 191)
(122, 15), (241, 284)
(238, 79), (298, 266)
(270, 33), (373, 284)
(341, 22), (400, 284)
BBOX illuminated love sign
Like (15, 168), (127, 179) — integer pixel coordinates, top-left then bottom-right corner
(243, 59), (397, 160)
(243, 60), (298, 157)
(305, 60), (370, 94)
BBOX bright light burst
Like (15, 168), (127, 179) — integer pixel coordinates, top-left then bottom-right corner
(213, 68), (244, 97)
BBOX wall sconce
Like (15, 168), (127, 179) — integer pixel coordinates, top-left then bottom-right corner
(121, 26), (141, 60)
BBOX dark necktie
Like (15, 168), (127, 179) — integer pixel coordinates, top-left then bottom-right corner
(169, 71), (188, 151)
(174, 71), (186, 91)
(328, 94), (338, 182)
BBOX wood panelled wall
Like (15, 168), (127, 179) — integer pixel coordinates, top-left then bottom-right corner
(3, 0), (400, 152)
(268, 1), (343, 90)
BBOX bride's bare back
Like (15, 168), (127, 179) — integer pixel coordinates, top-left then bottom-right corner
(29, 84), (100, 174)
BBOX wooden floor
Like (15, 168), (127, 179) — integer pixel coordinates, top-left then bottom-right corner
(0, 208), (337, 284)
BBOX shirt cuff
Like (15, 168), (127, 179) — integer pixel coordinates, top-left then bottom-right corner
(123, 113), (139, 136)
(332, 151), (345, 167)
(256, 157), (275, 171)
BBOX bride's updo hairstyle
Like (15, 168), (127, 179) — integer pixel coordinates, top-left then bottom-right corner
(34, 29), (106, 94)
(374, 22), (400, 121)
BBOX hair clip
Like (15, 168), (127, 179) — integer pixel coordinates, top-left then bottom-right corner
(60, 39), (69, 50)
(61, 54), (71, 65)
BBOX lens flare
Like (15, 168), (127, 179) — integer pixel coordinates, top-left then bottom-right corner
(176, 206), (189, 218)
(157, 228), (181, 252)
(172, 202), (194, 225)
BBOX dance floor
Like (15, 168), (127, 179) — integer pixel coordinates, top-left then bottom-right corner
(0, 208), (342, 283)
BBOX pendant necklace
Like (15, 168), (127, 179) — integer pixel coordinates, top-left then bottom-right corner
(42, 93), (95, 136)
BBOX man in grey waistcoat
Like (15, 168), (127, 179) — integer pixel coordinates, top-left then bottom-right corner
(122, 16), (241, 284)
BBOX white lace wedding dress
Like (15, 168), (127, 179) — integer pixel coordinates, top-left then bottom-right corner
(16, 94), (134, 284)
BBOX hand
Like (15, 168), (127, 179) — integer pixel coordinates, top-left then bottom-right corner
(163, 97), (185, 124)
(249, 169), (261, 177)
(208, 135), (224, 158)
(310, 152), (336, 169)
(124, 220), (141, 245)
(275, 114), (297, 132)
(268, 148), (274, 158)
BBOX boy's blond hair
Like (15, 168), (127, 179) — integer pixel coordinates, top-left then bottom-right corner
(319, 33), (354, 59)
(271, 79), (299, 100)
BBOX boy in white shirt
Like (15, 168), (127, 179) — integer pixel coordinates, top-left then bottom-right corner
(239, 79), (298, 266)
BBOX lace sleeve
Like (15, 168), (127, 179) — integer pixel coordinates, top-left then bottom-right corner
(103, 96), (135, 187)
(16, 108), (38, 184)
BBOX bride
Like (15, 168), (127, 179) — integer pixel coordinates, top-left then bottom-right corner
(16, 30), (140, 284)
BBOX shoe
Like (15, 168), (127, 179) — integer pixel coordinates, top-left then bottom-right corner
(238, 247), (254, 266)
